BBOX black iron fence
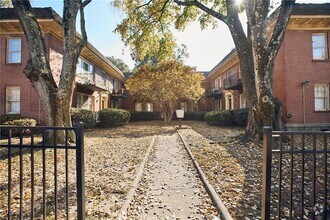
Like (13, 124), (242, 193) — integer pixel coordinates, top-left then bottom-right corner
(0, 123), (85, 220)
(262, 127), (329, 220)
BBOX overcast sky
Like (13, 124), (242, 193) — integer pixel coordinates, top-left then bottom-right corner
(31, 0), (330, 71)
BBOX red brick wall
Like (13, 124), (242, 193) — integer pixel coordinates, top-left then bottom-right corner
(275, 30), (330, 124)
(0, 34), (52, 123)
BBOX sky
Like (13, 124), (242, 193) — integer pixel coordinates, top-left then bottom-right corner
(31, 0), (330, 71)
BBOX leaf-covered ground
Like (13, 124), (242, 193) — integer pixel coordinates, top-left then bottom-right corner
(0, 122), (176, 219)
(182, 121), (330, 219)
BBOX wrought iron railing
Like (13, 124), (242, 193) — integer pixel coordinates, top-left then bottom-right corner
(0, 123), (85, 220)
(205, 87), (223, 98)
(262, 127), (329, 219)
(224, 72), (242, 90)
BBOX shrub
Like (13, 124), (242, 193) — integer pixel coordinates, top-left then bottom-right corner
(233, 108), (249, 127)
(98, 108), (130, 127)
(0, 114), (24, 124)
(71, 108), (96, 128)
(129, 111), (161, 122)
(2, 118), (37, 135)
(182, 111), (208, 121)
(205, 110), (234, 126)
(205, 108), (249, 127)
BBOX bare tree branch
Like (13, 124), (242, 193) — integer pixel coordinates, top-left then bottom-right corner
(267, 0), (295, 63)
(174, 0), (228, 23)
(75, 0), (92, 54)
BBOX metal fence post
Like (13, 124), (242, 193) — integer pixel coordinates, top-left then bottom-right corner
(262, 126), (272, 220)
(75, 122), (85, 220)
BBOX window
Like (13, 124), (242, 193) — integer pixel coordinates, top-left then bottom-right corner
(240, 94), (247, 109)
(6, 87), (20, 114)
(314, 84), (329, 111)
(135, 102), (153, 112)
(7, 38), (22, 63)
(225, 93), (233, 110)
(77, 93), (93, 111)
(111, 100), (118, 109)
(215, 99), (222, 111)
(312, 33), (328, 60)
(112, 78), (117, 90)
(77, 58), (94, 82)
(215, 77), (222, 90)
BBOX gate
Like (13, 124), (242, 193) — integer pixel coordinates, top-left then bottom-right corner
(0, 123), (85, 220)
(262, 127), (329, 219)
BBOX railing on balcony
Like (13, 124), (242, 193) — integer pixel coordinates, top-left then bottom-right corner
(224, 72), (242, 90)
(76, 75), (108, 92)
(206, 87), (223, 98)
(111, 88), (128, 98)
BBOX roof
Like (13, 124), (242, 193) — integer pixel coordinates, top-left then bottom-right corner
(206, 3), (330, 79)
(0, 7), (125, 80)
(206, 48), (237, 79)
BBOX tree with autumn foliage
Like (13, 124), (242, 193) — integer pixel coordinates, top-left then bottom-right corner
(126, 61), (204, 122)
(113, 0), (296, 139)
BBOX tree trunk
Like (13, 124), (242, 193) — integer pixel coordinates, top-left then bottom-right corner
(12, 0), (91, 143)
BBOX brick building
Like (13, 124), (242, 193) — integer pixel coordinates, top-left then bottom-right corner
(204, 4), (330, 131)
(0, 8), (126, 124)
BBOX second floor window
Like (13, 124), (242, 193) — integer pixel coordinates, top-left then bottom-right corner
(215, 77), (222, 90)
(7, 38), (22, 64)
(312, 33), (328, 60)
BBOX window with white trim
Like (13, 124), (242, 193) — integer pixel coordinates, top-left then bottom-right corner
(215, 99), (222, 111)
(225, 93), (234, 110)
(240, 94), (247, 109)
(7, 38), (22, 64)
(314, 84), (329, 111)
(77, 58), (94, 82)
(135, 102), (153, 112)
(180, 102), (188, 112)
(6, 87), (20, 114)
(77, 93), (93, 111)
(312, 33), (328, 60)
(215, 77), (222, 90)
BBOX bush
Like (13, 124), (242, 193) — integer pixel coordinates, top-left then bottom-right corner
(98, 108), (130, 127)
(0, 114), (24, 124)
(233, 108), (249, 127)
(129, 111), (161, 122)
(205, 108), (249, 127)
(71, 108), (96, 128)
(2, 118), (37, 135)
(182, 111), (208, 121)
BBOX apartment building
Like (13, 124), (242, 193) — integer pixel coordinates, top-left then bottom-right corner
(204, 3), (330, 131)
(0, 8), (126, 123)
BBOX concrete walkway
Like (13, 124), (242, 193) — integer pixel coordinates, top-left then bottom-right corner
(127, 133), (217, 219)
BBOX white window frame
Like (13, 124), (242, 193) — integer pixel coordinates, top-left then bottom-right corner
(6, 87), (21, 114)
(7, 37), (22, 64)
(240, 94), (247, 109)
(314, 84), (329, 111)
(312, 33), (328, 60)
(77, 93), (93, 111)
(215, 99), (222, 111)
(215, 77), (222, 90)
(225, 93), (234, 110)
(135, 102), (153, 112)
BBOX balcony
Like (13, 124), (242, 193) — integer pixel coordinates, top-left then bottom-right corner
(224, 72), (242, 90)
(206, 87), (223, 98)
(111, 88), (128, 99)
(76, 75), (107, 92)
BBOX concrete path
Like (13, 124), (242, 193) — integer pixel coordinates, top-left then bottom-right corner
(127, 133), (218, 219)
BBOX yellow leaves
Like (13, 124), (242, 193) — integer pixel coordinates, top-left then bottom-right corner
(126, 61), (204, 104)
